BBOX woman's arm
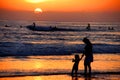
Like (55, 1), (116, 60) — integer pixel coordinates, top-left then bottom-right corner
(80, 54), (84, 60)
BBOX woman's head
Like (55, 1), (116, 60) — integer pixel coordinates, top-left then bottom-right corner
(83, 37), (91, 44)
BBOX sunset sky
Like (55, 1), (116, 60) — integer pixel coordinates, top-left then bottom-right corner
(0, 0), (120, 21)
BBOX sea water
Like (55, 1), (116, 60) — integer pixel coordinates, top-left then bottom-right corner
(0, 20), (120, 55)
(0, 20), (120, 79)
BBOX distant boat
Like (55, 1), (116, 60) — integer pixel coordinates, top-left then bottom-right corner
(26, 25), (78, 31)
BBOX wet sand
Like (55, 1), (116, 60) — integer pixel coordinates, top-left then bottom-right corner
(0, 74), (120, 80)
(0, 54), (120, 80)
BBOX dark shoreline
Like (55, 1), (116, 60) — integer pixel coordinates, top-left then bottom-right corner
(0, 71), (120, 78)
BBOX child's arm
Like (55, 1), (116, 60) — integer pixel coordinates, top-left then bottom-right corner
(72, 59), (75, 62)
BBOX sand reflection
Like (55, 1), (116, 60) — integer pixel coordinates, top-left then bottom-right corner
(0, 54), (120, 80)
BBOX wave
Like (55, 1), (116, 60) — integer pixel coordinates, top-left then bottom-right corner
(0, 42), (120, 56)
(26, 25), (118, 32)
(26, 25), (79, 31)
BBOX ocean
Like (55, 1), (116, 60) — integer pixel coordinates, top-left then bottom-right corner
(0, 20), (120, 55)
(0, 20), (120, 80)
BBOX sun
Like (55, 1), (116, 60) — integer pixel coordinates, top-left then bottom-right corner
(34, 8), (43, 14)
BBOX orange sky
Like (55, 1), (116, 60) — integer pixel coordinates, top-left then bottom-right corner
(0, 0), (120, 21)
(0, 0), (120, 12)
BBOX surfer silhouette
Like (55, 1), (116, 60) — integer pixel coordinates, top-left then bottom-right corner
(80, 37), (93, 76)
(86, 23), (91, 30)
(33, 22), (35, 27)
(71, 54), (81, 76)
(33, 22), (36, 30)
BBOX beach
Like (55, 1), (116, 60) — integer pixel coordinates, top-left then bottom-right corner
(0, 21), (120, 80)
(1, 0), (120, 79)
(0, 54), (120, 80)
(0, 74), (120, 80)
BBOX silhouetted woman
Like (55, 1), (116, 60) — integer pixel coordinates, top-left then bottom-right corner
(80, 38), (93, 76)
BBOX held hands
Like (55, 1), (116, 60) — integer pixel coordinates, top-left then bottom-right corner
(72, 54), (84, 62)
(72, 58), (81, 62)
(72, 59), (75, 62)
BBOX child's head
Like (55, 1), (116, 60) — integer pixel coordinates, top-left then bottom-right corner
(75, 54), (79, 59)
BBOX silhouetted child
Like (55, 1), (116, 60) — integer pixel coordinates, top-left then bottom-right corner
(71, 54), (81, 76)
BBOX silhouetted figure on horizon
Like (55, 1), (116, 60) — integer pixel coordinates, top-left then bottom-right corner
(32, 22), (36, 30)
(108, 27), (114, 30)
(86, 23), (91, 30)
(5, 24), (11, 27)
(71, 54), (80, 76)
(20, 25), (23, 28)
(80, 38), (93, 77)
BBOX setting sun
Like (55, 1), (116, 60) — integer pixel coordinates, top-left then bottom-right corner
(0, 0), (120, 21)
(34, 8), (43, 14)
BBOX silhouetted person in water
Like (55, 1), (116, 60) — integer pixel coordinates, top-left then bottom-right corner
(71, 54), (80, 76)
(80, 38), (93, 76)
(5, 24), (11, 27)
(33, 22), (36, 30)
(86, 23), (91, 30)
